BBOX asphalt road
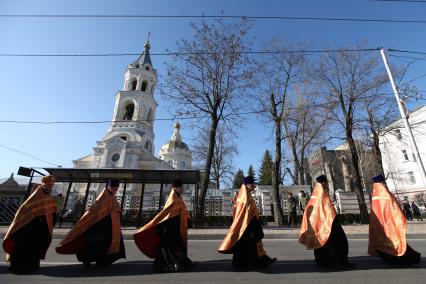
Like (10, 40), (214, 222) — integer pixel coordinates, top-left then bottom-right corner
(1, 239), (425, 283)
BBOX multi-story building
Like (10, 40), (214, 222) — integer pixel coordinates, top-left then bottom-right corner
(379, 105), (426, 203)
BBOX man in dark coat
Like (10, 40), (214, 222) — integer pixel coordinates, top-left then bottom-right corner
(56, 179), (125, 267)
(3, 175), (58, 274)
(411, 201), (423, 221)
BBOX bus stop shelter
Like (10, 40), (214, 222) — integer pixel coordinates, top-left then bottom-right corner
(21, 167), (201, 227)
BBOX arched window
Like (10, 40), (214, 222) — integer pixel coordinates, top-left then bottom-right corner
(141, 81), (148, 92)
(123, 103), (135, 120)
(179, 161), (186, 169)
(145, 140), (152, 153)
(128, 78), (137, 91)
(147, 109), (153, 125)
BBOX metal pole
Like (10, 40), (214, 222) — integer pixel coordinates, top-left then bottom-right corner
(158, 183), (164, 211)
(81, 182), (91, 218)
(120, 181), (128, 221)
(380, 48), (426, 187)
(59, 181), (73, 227)
(23, 170), (35, 202)
(137, 183), (146, 226)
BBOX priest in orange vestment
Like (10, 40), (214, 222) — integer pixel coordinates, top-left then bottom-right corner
(56, 179), (125, 267)
(368, 174), (420, 266)
(218, 176), (276, 271)
(3, 175), (58, 274)
(133, 179), (193, 273)
(299, 175), (351, 268)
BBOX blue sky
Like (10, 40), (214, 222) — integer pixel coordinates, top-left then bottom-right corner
(1, 0), (425, 181)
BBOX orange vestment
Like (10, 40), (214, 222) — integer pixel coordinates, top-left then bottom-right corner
(218, 185), (266, 257)
(133, 189), (190, 258)
(368, 182), (407, 256)
(56, 188), (122, 255)
(3, 186), (58, 261)
(299, 183), (336, 250)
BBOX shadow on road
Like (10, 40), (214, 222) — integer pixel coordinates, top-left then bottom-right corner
(1, 257), (424, 277)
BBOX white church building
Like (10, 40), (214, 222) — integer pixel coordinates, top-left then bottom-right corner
(73, 39), (192, 172)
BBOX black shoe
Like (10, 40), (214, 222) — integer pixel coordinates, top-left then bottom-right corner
(83, 261), (91, 268)
(260, 256), (277, 268)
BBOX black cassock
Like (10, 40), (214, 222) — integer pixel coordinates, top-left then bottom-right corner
(9, 215), (52, 274)
(314, 219), (349, 267)
(153, 215), (192, 273)
(76, 215), (125, 266)
(231, 218), (274, 271)
(376, 245), (421, 266)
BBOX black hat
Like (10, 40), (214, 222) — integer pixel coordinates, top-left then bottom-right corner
(372, 174), (385, 183)
(316, 175), (328, 183)
(172, 179), (183, 187)
(243, 176), (255, 185)
(108, 179), (120, 187)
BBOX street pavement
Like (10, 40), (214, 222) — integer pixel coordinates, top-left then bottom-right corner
(0, 238), (425, 283)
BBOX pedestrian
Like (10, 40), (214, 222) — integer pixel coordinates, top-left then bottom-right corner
(368, 175), (421, 266)
(134, 179), (194, 273)
(299, 175), (352, 269)
(411, 201), (423, 221)
(299, 190), (309, 213)
(56, 179), (125, 267)
(286, 192), (298, 227)
(218, 175), (276, 271)
(3, 175), (58, 274)
(402, 197), (413, 221)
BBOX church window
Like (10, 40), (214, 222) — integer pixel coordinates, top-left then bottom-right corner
(141, 81), (148, 92)
(120, 136), (127, 141)
(128, 78), (137, 91)
(179, 161), (186, 169)
(111, 153), (120, 162)
(147, 109), (153, 125)
(145, 66), (150, 71)
(123, 103), (135, 120)
(145, 140), (152, 153)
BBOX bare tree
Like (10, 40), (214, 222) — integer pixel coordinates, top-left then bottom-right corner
(192, 125), (238, 189)
(160, 18), (254, 222)
(314, 45), (388, 224)
(256, 38), (307, 225)
(282, 83), (332, 185)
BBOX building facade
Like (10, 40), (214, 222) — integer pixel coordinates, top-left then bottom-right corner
(379, 105), (426, 202)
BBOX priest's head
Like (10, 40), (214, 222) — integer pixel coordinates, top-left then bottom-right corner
(172, 179), (184, 195)
(107, 179), (120, 195)
(243, 175), (256, 191)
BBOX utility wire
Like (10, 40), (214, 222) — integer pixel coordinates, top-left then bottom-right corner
(0, 143), (61, 167)
(0, 14), (426, 24)
(0, 48), (380, 57)
(0, 48), (425, 58)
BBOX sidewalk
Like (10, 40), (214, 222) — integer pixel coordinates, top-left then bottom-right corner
(1, 221), (425, 240)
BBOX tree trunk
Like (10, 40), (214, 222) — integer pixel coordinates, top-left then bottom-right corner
(197, 119), (219, 225)
(346, 132), (369, 224)
(272, 119), (284, 226)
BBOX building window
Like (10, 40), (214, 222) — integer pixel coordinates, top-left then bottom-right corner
(141, 81), (148, 92)
(147, 109), (153, 125)
(128, 79), (137, 91)
(123, 103), (135, 120)
(111, 153), (120, 162)
(408, 171), (416, 184)
(395, 129), (402, 140)
(145, 140), (152, 153)
(402, 150), (409, 161)
(179, 161), (186, 169)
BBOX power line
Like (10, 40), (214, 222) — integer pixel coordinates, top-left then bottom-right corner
(0, 143), (61, 167)
(0, 48), (380, 57)
(0, 14), (426, 24)
(1, 48), (425, 58)
(372, 0), (426, 3)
